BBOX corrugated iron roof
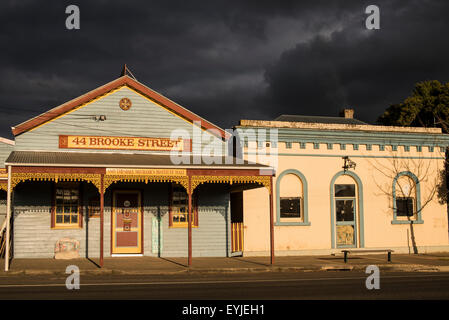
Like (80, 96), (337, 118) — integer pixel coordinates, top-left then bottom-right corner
(6, 151), (269, 169)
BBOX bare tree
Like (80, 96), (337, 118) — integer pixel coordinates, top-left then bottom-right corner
(366, 145), (444, 253)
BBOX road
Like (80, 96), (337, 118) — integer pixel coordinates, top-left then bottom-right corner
(0, 271), (448, 300)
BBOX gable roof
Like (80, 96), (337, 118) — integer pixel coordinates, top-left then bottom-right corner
(12, 75), (229, 140)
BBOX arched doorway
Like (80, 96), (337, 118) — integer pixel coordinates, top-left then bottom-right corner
(330, 171), (365, 249)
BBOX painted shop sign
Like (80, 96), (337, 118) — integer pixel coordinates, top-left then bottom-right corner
(106, 168), (187, 176)
(59, 135), (186, 151)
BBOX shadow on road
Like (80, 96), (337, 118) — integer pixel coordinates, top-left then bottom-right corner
(159, 257), (188, 268)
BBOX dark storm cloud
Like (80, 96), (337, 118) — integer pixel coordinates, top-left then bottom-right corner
(262, 0), (449, 122)
(0, 1), (448, 139)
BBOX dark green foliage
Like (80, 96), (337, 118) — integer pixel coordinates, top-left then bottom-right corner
(377, 80), (449, 133)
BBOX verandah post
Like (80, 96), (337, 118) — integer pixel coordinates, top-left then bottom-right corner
(4, 165), (11, 271)
(100, 174), (104, 267)
(188, 175), (192, 266)
(270, 175), (275, 265)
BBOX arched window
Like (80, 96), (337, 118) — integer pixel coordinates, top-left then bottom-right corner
(392, 172), (423, 224)
(275, 169), (310, 226)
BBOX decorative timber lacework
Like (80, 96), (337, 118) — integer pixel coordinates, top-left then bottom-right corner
(191, 175), (271, 193)
(10, 173), (102, 191)
(7, 171), (271, 195)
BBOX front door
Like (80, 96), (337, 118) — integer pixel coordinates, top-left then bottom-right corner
(112, 191), (142, 254)
(334, 184), (358, 248)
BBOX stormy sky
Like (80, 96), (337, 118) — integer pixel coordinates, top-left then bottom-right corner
(0, 0), (448, 139)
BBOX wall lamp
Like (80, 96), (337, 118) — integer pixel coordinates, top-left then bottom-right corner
(342, 156), (356, 171)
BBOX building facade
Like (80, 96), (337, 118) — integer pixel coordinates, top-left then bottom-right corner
(1, 71), (449, 271)
(1, 73), (273, 270)
(236, 115), (449, 256)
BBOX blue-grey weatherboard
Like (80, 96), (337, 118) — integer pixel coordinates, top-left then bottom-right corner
(0, 142), (14, 167)
(14, 87), (225, 153)
(12, 181), (231, 258)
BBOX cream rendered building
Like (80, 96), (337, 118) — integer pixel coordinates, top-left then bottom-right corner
(236, 110), (449, 256)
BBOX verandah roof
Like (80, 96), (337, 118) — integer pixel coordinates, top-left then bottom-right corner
(5, 151), (271, 170)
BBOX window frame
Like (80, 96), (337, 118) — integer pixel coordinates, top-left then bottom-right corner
(168, 184), (199, 228)
(395, 197), (415, 217)
(392, 171), (423, 224)
(275, 169), (310, 226)
(51, 182), (82, 229)
(279, 196), (302, 219)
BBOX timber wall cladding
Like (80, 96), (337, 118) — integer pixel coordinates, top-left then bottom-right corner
(161, 184), (231, 258)
(14, 87), (225, 153)
(0, 194), (6, 226)
(13, 181), (231, 258)
(12, 181), (112, 258)
(0, 200), (5, 226)
(0, 142), (13, 167)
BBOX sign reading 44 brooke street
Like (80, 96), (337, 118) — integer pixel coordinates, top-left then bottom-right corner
(59, 135), (189, 151)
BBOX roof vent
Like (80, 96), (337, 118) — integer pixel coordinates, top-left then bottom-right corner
(339, 108), (354, 119)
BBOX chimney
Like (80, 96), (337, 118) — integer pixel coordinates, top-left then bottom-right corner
(340, 108), (354, 119)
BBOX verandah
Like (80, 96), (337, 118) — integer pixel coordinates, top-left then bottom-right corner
(2, 166), (275, 271)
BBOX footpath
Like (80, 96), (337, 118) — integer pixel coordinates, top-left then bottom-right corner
(2, 253), (449, 276)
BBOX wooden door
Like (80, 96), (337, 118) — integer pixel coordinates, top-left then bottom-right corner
(112, 191), (142, 254)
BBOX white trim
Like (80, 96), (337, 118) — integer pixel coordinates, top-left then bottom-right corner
(0, 137), (14, 145)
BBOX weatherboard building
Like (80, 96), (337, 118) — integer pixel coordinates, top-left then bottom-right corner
(1, 70), (449, 270)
